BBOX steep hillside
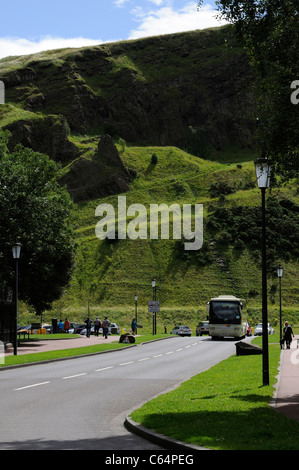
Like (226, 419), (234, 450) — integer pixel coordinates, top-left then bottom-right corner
(0, 27), (298, 330)
(57, 142), (298, 330)
(0, 26), (255, 163)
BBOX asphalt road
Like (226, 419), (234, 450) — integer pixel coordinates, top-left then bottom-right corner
(0, 336), (239, 450)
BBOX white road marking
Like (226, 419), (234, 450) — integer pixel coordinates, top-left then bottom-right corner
(14, 381), (50, 391)
(94, 366), (114, 372)
(62, 373), (86, 380)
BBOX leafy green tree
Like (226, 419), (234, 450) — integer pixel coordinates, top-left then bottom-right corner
(198, 0), (299, 177)
(0, 130), (76, 315)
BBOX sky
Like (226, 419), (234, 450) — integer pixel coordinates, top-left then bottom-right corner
(0, 0), (229, 59)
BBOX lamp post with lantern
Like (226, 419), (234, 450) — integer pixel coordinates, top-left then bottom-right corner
(277, 265), (283, 343)
(152, 278), (156, 335)
(12, 242), (22, 356)
(255, 157), (271, 386)
(134, 293), (138, 335)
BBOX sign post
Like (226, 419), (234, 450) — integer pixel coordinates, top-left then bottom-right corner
(148, 301), (160, 335)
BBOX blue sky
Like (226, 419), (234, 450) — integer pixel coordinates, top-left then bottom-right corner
(0, 0), (228, 59)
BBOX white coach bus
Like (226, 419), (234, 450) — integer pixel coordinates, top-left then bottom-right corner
(207, 295), (247, 340)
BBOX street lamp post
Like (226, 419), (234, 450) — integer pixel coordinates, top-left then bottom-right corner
(277, 265), (283, 343)
(12, 242), (22, 356)
(135, 293), (138, 335)
(152, 278), (156, 335)
(255, 157), (271, 386)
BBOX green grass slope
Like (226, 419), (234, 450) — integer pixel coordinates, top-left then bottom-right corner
(46, 141), (298, 333)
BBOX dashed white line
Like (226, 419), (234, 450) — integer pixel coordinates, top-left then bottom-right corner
(12, 341), (203, 390)
(63, 373), (87, 380)
(14, 381), (50, 391)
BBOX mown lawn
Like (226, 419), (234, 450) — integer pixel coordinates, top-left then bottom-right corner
(130, 340), (299, 450)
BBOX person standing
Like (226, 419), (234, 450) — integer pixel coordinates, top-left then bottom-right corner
(102, 317), (110, 339)
(283, 321), (294, 349)
(131, 318), (137, 335)
(64, 318), (70, 334)
(58, 320), (64, 333)
(94, 317), (101, 337)
(85, 317), (92, 338)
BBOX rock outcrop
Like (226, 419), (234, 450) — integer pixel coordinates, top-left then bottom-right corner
(59, 134), (130, 202)
(5, 115), (79, 162)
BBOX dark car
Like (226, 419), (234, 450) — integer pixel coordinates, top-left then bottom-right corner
(74, 324), (86, 334)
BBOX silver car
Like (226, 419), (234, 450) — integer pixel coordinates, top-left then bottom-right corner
(170, 325), (192, 337)
(254, 323), (274, 336)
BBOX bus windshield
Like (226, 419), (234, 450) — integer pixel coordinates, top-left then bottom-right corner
(209, 301), (242, 324)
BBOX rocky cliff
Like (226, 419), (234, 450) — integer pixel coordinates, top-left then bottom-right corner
(0, 26), (255, 158)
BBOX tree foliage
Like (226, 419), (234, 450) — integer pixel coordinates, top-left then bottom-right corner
(207, 197), (299, 273)
(0, 130), (76, 314)
(198, 0), (299, 177)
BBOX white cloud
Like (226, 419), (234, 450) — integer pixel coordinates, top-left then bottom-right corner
(0, 36), (104, 60)
(128, 2), (228, 39)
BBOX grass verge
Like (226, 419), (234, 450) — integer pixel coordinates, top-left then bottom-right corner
(1, 334), (169, 367)
(130, 338), (299, 450)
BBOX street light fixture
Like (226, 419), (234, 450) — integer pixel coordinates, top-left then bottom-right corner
(152, 278), (156, 335)
(12, 242), (22, 356)
(277, 265), (283, 343)
(255, 157), (271, 386)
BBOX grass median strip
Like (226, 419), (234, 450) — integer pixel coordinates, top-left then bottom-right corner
(1, 334), (169, 367)
(130, 339), (299, 450)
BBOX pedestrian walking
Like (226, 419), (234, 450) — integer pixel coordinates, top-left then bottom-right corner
(85, 317), (92, 338)
(102, 317), (110, 339)
(131, 317), (137, 335)
(283, 321), (294, 349)
(94, 317), (101, 337)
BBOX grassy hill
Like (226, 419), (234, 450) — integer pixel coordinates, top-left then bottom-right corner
(51, 141), (299, 332)
(0, 27), (298, 332)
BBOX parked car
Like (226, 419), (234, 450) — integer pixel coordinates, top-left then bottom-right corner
(42, 324), (53, 334)
(67, 322), (81, 334)
(110, 323), (120, 334)
(74, 324), (87, 334)
(254, 323), (274, 336)
(196, 321), (209, 336)
(79, 323), (120, 336)
(170, 325), (192, 337)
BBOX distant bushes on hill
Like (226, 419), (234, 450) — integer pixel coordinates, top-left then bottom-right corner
(207, 197), (299, 274)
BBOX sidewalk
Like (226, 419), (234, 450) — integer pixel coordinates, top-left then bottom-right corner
(4, 334), (119, 356)
(274, 336), (299, 422)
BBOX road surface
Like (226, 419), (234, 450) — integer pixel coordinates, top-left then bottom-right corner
(0, 336), (239, 450)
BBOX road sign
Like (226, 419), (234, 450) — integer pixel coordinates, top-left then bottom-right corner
(148, 301), (160, 312)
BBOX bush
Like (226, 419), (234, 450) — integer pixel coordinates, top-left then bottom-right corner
(151, 153), (158, 165)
